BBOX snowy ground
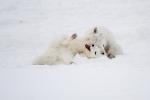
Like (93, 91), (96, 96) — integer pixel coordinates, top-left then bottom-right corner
(0, 0), (150, 100)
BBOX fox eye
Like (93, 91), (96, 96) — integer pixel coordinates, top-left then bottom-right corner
(95, 51), (97, 55)
(92, 44), (94, 47)
(101, 52), (104, 55)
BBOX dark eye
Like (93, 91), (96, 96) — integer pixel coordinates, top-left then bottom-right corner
(92, 44), (94, 47)
(101, 52), (104, 55)
(95, 51), (97, 55)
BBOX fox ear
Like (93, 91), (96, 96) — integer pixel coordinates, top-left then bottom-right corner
(93, 27), (97, 33)
(85, 44), (91, 51)
(71, 33), (77, 39)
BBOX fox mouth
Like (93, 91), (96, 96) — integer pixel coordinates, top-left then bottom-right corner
(85, 44), (91, 51)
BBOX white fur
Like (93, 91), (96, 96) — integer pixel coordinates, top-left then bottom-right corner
(33, 33), (103, 65)
(83, 26), (122, 58)
(33, 34), (77, 65)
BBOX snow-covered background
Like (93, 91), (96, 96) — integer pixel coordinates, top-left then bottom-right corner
(0, 0), (150, 100)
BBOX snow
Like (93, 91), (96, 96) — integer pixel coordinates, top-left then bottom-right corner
(0, 0), (150, 100)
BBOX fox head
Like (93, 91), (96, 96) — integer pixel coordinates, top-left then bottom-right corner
(84, 43), (105, 58)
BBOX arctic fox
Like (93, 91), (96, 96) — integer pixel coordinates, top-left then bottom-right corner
(33, 33), (103, 65)
(83, 26), (122, 58)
